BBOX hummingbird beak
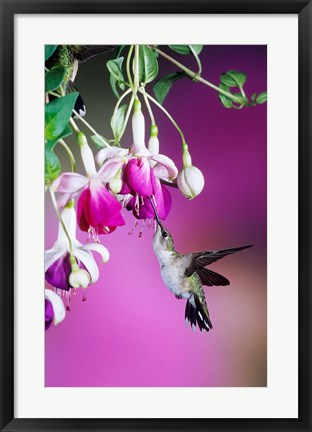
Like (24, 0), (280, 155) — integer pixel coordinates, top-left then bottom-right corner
(148, 197), (165, 231)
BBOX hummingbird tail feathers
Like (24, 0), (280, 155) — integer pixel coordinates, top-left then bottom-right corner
(185, 295), (213, 332)
(67, 81), (87, 118)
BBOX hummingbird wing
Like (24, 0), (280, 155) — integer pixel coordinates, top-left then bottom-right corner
(184, 245), (253, 278)
(76, 45), (117, 63)
(196, 268), (230, 286)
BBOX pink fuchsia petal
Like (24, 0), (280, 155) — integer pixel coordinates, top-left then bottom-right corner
(124, 157), (154, 197)
(52, 173), (88, 194)
(45, 289), (66, 326)
(96, 147), (128, 166)
(130, 144), (151, 157)
(98, 225), (118, 235)
(77, 179), (125, 234)
(152, 163), (171, 179)
(57, 192), (74, 209)
(151, 154), (178, 180)
(153, 184), (172, 220)
(127, 181), (172, 221)
(96, 157), (125, 183)
(57, 188), (84, 209)
(119, 169), (132, 194)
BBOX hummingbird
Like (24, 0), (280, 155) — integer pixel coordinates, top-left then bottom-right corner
(46, 45), (117, 116)
(149, 199), (252, 332)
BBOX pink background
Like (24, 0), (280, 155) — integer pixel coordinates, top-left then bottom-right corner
(45, 45), (267, 387)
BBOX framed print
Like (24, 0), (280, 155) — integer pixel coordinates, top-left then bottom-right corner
(1, 1), (311, 431)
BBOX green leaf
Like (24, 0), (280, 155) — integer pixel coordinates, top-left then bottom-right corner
(168, 45), (203, 55)
(251, 93), (257, 103)
(111, 104), (127, 142)
(256, 92), (267, 104)
(91, 134), (111, 150)
(153, 71), (186, 104)
(220, 70), (247, 88)
(116, 45), (126, 58)
(218, 83), (233, 108)
(107, 57), (125, 98)
(45, 45), (58, 61)
(45, 149), (61, 184)
(45, 124), (73, 152)
(45, 66), (66, 92)
(137, 45), (159, 84)
(109, 74), (120, 99)
(45, 92), (78, 143)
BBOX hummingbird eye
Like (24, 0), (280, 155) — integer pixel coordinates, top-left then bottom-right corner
(162, 231), (168, 238)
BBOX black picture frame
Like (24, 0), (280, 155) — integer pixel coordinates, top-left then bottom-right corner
(0, 1), (311, 431)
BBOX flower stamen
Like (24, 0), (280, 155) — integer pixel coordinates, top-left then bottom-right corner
(128, 220), (138, 235)
(138, 219), (146, 238)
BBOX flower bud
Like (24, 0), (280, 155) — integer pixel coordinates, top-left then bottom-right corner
(109, 170), (123, 194)
(69, 268), (90, 289)
(69, 255), (90, 289)
(177, 165), (205, 199)
(132, 99), (145, 147)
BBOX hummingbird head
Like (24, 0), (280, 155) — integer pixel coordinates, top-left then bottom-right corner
(147, 197), (174, 253)
(153, 223), (174, 252)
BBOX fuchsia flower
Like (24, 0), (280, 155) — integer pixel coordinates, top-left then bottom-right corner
(177, 144), (205, 199)
(96, 100), (178, 220)
(53, 132), (125, 239)
(45, 289), (66, 330)
(126, 178), (172, 220)
(45, 204), (109, 291)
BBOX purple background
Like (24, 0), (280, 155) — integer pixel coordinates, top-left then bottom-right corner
(45, 45), (267, 387)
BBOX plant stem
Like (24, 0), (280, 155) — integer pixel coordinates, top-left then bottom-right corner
(69, 117), (80, 133)
(58, 139), (76, 172)
(71, 109), (112, 150)
(152, 46), (242, 104)
(119, 95), (135, 139)
(140, 90), (186, 143)
(126, 45), (134, 89)
(48, 90), (61, 98)
(189, 45), (202, 76)
(134, 45), (140, 93)
(60, 85), (66, 97)
(239, 85), (246, 100)
(49, 187), (73, 256)
(111, 87), (132, 123)
(142, 90), (156, 125)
